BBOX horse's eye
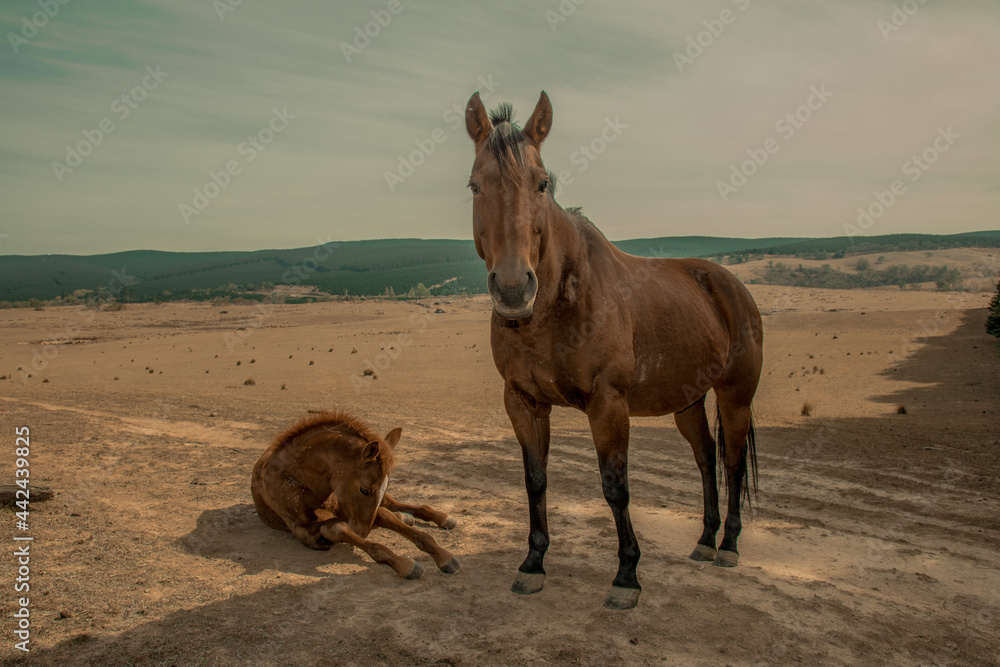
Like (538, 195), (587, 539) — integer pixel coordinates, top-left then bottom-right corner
(359, 486), (371, 496)
(468, 182), (480, 195)
(538, 179), (549, 193)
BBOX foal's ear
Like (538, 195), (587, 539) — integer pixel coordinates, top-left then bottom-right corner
(523, 91), (552, 146)
(383, 427), (402, 449)
(362, 441), (380, 462)
(465, 91), (491, 147)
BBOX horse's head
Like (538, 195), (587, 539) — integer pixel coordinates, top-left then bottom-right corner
(338, 426), (400, 537)
(466, 91), (553, 320)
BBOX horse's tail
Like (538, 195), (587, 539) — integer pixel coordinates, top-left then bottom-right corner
(715, 405), (759, 510)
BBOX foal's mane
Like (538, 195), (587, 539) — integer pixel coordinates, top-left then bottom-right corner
(273, 411), (396, 474)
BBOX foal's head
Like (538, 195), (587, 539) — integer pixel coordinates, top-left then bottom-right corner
(465, 91), (553, 320)
(335, 425), (401, 535)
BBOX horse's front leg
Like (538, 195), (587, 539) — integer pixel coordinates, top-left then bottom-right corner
(318, 521), (425, 580)
(587, 387), (641, 610)
(374, 507), (461, 573)
(504, 384), (552, 596)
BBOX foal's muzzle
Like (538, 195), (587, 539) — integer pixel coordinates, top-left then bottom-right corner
(488, 269), (537, 320)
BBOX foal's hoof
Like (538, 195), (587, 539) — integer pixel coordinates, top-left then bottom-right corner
(713, 549), (739, 568)
(439, 556), (462, 575)
(404, 561), (425, 580)
(440, 515), (458, 530)
(689, 544), (718, 562)
(511, 571), (545, 596)
(604, 586), (641, 610)
(397, 512), (415, 526)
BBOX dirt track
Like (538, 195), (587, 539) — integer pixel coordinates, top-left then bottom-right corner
(1, 285), (998, 666)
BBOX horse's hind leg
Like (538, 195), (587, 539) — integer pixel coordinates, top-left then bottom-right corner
(673, 396), (720, 562)
(380, 493), (457, 530)
(375, 507), (461, 574)
(714, 394), (754, 568)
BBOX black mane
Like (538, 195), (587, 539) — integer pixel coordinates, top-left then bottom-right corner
(486, 103), (525, 179)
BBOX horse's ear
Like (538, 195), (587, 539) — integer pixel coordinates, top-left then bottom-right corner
(362, 441), (380, 462)
(384, 427), (402, 449)
(465, 91), (491, 147)
(523, 91), (552, 146)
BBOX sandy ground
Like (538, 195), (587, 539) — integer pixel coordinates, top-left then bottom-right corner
(0, 282), (998, 666)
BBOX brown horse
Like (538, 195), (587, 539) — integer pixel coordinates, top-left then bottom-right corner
(251, 411), (461, 580)
(465, 91), (763, 609)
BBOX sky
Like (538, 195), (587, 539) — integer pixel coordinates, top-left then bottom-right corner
(0, 0), (997, 256)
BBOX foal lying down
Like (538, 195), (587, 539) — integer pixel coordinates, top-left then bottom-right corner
(251, 411), (460, 580)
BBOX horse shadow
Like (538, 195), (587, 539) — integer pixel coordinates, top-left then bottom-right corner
(180, 503), (369, 577)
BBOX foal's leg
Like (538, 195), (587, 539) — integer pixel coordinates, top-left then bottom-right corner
(673, 397), (721, 562)
(588, 388), (641, 610)
(380, 493), (457, 530)
(319, 520), (426, 580)
(714, 396), (753, 568)
(374, 507), (461, 574)
(504, 384), (552, 596)
(260, 471), (424, 579)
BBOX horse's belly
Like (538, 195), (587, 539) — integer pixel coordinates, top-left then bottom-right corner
(626, 354), (724, 416)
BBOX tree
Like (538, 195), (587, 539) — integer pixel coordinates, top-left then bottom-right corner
(855, 258), (870, 271)
(986, 275), (1000, 338)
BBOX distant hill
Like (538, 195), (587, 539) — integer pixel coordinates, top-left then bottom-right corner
(1, 232), (997, 303)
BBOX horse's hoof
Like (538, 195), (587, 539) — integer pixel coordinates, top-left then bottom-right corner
(404, 560), (425, 580)
(511, 571), (545, 596)
(713, 549), (739, 568)
(689, 544), (717, 562)
(441, 515), (458, 530)
(604, 586), (641, 610)
(439, 556), (462, 575)
(397, 512), (415, 526)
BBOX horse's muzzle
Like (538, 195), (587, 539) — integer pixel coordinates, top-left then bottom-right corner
(488, 269), (537, 320)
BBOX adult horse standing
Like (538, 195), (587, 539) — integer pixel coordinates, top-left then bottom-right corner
(464, 91), (763, 609)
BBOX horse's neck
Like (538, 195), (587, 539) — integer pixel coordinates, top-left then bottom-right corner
(536, 204), (609, 307)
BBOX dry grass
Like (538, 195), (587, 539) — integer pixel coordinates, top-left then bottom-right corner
(801, 402), (813, 416)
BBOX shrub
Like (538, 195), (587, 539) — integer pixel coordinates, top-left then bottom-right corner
(986, 275), (1000, 338)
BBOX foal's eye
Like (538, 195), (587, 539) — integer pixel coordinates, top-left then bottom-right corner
(468, 182), (480, 195)
(359, 486), (371, 496)
(538, 179), (549, 193)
